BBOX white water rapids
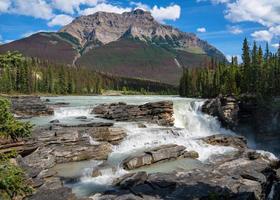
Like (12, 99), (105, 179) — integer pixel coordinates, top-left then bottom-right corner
(34, 96), (243, 197)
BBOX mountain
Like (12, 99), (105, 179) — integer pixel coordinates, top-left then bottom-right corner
(0, 9), (227, 85)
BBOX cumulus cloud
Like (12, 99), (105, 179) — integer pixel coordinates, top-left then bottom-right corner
(51, 0), (104, 14)
(197, 27), (206, 33)
(150, 5), (181, 22)
(80, 3), (131, 15)
(228, 26), (243, 34)
(225, 0), (280, 27)
(9, 0), (54, 20)
(197, 0), (230, 4)
(48, 14), (74, 27)
(0, 0), (11, 12)
(251, 30), (273, 42)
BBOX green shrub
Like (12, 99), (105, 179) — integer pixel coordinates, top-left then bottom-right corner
(0, 97), (32, 141)
(0, 153), (32, 199)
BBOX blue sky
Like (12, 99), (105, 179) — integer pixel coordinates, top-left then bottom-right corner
(0, 0), (279, 61)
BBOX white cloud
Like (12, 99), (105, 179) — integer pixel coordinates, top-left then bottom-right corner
(251, 30), (273, 42)
(197, 0), (230, 4)
(80, 3), (131, 15)
(0, 0), (11, 12)
(48, 14), (74, 27)
(130, 2), (150, 11)
(228, 26), (243, 34)
(271, 43), (279, 49)
(197, 27), (206, 33)
(9, 0), (54, 20)
(51, 0), (103, 14)
(225, 0), (280, 27)
(150, 5), (181, 22)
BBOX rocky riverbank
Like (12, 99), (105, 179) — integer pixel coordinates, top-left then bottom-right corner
(2, 98), (280, 200)
(8, 96), (54, 118)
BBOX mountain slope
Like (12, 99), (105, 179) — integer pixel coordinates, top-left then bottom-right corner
(0, 9), (227, 85)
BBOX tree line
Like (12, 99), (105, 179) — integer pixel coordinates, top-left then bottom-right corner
(179, 39), (280, 99)
(0, 52), (177, 95)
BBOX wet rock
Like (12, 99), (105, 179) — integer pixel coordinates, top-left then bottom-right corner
(96, 153), (280, 200)
(137, 123), (147, 128)
(202, 95), (239, 128)
(247, 150), (261, 160)
(53, 102), (70, 106)
(122, 144), (196, 170)
(92, 162), (117, 178)
(183, 151), (199, 159)
(50, 119), (60, 124)
(202, 134), (247, 150)
(76, 116), (87, 120)
(92, 101), (174, 126)
(90, 127), (126, 145)
(57, 122), (114, 128)
(9, 95), (54, 117)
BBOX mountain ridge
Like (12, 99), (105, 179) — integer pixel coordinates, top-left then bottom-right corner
(0, 9), (227, 85)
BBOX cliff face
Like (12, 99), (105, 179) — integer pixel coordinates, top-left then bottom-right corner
(60, 9), (226, 60)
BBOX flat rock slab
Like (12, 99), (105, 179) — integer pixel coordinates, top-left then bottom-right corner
(9, 95), (54, 117)
(92, 101), (174, 126)
(122, 144), (199, 170)
(90, 127), (127, 145)
(202, 134), (247, 149)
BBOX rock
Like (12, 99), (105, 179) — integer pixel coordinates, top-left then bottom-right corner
(183, 151), (199, 159)
(9, 96), (54, 117)
(27, 187), (78, 200)
(92, 101), (174, 126)
(137, 123), (147, 128)
(122, 144), (195, 170)
(76, 116), (87, 120)
(90, 127), (126, 145)
(96, 153), (280, 200)
(53, 102), (70, 106)
(92, 162), (116, 178)
(202, 95), (239, 128)
(202, 134), (247, 150)
(247, 150), (261, 160)
(56, 122), (114, 128)
(50, 119), (60, 124)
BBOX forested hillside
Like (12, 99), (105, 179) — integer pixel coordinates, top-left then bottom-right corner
(0, 52), (177, 95)
(179, 39), (280, 99)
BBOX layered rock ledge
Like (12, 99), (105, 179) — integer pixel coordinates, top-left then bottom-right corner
(92, 101), (174, 126)
(93, 135), (280, 200)
(9, 96), (54, 117)
(122, 144), (199, 170)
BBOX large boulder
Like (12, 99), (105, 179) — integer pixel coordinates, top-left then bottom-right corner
(201, 95), (239, 128)
(92, 101), (174, 126)
(122, 144), (199, 170)
(9, 96), (54, 117)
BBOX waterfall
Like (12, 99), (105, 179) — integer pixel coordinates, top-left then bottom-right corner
(54, 106), (93, 118)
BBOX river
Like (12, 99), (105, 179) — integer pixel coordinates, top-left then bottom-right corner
(25, 95), (278, 197)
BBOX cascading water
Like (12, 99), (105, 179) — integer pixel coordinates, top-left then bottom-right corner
(56, 97), (238, 197)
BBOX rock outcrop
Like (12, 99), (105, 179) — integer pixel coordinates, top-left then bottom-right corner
(201, 95), (239, 128)
(92, 101), (174, 126)
(9, 96), (54, 117)
(94, 152), (280, 200)
(122, 144), (199, 170)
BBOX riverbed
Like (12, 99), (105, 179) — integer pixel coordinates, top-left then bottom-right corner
(24, 95), (279, 197)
